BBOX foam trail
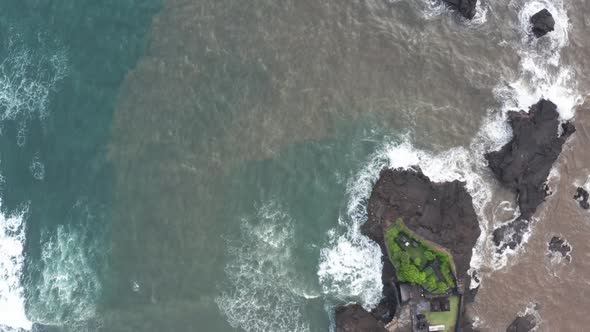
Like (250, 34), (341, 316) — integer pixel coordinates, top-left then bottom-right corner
(496, 0), (581, 120)
(216, 201), (310, 332)
(0, 204), (32, 330)
(26, 200), (104, 326)
(0, 46), (67, 123)
(483, 0), (583, 267)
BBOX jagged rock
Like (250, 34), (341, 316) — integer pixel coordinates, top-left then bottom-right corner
(363, 168), (480, 281)
(548, 236), (572, 262)
(335, 304), (387, 332)
(486, 99), (575, 219)
(370, 258), (398, 323)
(442, 0), (478, 20)
(486, 99), (575, 250)
(506, 314), (536, 332)
(530, 9), (555, 38)
(574, 187), (589, 210)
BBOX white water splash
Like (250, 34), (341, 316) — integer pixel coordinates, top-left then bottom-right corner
(216, 201), (310, 332)
(0, 204), (31, 330)
(0, 43), (67, 123)
(495, 0), (581, 120)
(482, 0), (582, 268)
(27, 200), (104, 326)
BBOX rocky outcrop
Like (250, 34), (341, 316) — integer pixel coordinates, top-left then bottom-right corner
(530, 9), (555, 38)
(548, 236), (572, 262)
(370, 258), (399, 323)
(335, 304), (387, 332)
(442, 0), (478, 20)
(363, 168), (480, 281)
(486, 100), (575, 250)
(574, 187), (589, 210)
(506, 314), (537, 332)
(338, 166), (481, 329)
(486, 100), (575, 220)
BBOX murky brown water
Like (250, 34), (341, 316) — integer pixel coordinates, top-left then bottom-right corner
(106, 0), (590, 331)
(471, 102), (590, 331)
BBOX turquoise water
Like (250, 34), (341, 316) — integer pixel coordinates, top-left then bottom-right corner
(0, 1), (160, 330)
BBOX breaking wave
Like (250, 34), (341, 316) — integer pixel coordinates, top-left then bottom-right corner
(0, 37), (67, 147)
(0, 33), (67, 332)
(25, 200), (105, 327)
(216, 201), (310, 332)
(483, 0), (583, 267)
(0, 204), (31, 331)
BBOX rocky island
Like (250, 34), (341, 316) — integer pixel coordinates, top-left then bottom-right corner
(335, 168), (480, 331)
(486, 99), (575, 252)
(442, 0), (478, 20)
(547, 236), (572, 262)
(574, 187), (589, 210)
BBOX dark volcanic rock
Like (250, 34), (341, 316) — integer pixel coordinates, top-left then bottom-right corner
(371, 258), (399, 323)
(363, 168), (480, 281)
(530, 9), (555, 38)
(486, 99), (575, 220)
(486, 99), (575, 250)
(574, 187), (590, 209)
(442, 0), (477, 20)
(506, 314), (537, 332)
(548, 236), (572, 262)
(335, 304), (387, 332)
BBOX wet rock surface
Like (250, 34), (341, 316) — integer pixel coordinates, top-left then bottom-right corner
(335, 304), (387, 332)
(363, 168), (480, 281)
(548, 236), (572, 262)
(486, 99), (575, 250)
(442, 0), (478, 20)
(530, 9), (555, 38)
(574, 187), (589, 209)
(370, 258), (399, 323)
(506, 314), (537, 332)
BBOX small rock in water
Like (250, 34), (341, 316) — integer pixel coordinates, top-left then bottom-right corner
(574, 187), (590, 210)
(507, 313), (537, 332)
(442, 0), (477, 20)
(547, 236), (572, 262)
(486, 100), (575, 253)
(530, 9), (555, 38)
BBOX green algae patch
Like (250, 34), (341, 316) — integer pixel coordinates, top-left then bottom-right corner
(384, 219), (456, 293)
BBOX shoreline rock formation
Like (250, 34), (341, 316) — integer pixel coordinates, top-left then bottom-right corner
(506, 314), (537, 332)
(574, 187), (589, 210)
(442, 0), (478, 20)
(547, 236), (572, 262)
(486, 99), (575, 251)
(363, 168), (480, 281)
(335, 168), (481, 331)
(335, 304), (387, 332)
(530, 9), (555, 38)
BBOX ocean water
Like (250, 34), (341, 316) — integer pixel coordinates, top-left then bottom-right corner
(1, 0), (590, 331)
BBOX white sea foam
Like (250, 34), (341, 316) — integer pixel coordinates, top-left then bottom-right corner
(0, 44), (67, 124)
(28, 201), (104, 326)
(216, 201), (310, 332)
(480, 0), (582, 268)
(0, 204), (31, 331)
(495, 0), (582, 120)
